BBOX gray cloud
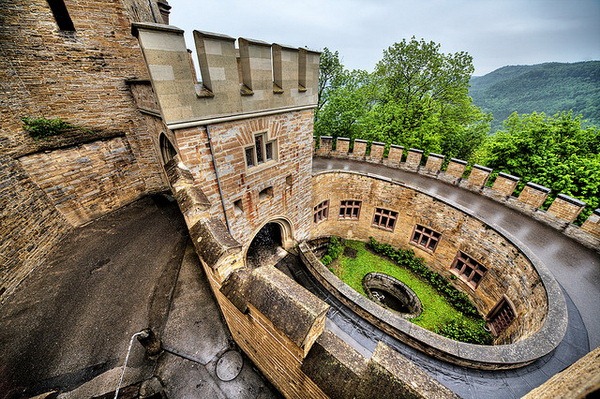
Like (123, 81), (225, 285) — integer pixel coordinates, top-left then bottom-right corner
(169, 0), (600, 75)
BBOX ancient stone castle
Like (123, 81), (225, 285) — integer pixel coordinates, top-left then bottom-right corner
(1, 1), (599, 398)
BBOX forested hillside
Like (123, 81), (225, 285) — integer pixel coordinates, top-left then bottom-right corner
(470, 61), (600, 130)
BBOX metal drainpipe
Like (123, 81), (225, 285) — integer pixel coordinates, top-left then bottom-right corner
(114, 330), (145, 399)
(206, 125), (232, 233)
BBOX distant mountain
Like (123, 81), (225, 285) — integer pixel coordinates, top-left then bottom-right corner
(469, 61), (600, 131)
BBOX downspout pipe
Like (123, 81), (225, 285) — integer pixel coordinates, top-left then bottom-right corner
(206, 125), (232, 233)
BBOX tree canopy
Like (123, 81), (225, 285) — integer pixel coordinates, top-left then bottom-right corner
(315, 38), (490, 160)
(476, 111), (600, 221)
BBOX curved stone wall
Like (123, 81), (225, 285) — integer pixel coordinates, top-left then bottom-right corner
(311, 171), (563, 346)
(314, 137), (600, 251)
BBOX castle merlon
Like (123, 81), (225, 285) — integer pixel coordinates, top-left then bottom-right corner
(132, 22), (320, 127)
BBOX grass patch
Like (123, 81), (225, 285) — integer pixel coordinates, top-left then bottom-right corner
(328, 239), (492, 344)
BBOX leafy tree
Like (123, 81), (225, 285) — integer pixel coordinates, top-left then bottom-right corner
(314, 68), (374, 139)
(315, 40), (489, 160)
(477, 111), (600, 222)
(369, 37), (489, 159)
(317, 47), (345, 112)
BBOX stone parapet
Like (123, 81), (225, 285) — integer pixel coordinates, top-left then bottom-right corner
(581, 209), (600, 236)
(566, 208), (600, 248)
(350, 139), (368, 160)
(368, 142), (385, 162)
(403, 148), (423, 172)
(220, 265), (328, 357)
(522, 346), (600, 399)
(460, 164), (492, 191)
(132, 23), (319, 126)
(421, 152), (444, 176)
(383, 144), (404, 168)
(440, 158), (467, 184)
(516, 182), (551, 210)
(315, 136), (600, 251)
(491, 172), (520, 197)
(334, 137), (350, 158)
(547, 194), (586, 223)
(18, 137), (147, 227)
(315, 136), (332, 157)
(302, 330), (459, 399)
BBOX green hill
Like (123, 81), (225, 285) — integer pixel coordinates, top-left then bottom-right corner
(469, 61), (600, 131)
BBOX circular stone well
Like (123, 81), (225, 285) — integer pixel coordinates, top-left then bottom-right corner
(363, 273), (422, 317)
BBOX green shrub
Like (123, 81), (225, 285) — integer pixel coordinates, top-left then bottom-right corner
(22, 116), (75, 139)
(321, 236), (345, 266)
(367, 237), (479, 317)
(435, 319), (492, 345)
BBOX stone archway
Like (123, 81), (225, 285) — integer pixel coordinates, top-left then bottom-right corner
(246, 218), (294, 269)
(159, 133), (177, 165)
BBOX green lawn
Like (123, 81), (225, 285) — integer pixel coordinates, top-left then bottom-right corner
(332, 240), (487, 338)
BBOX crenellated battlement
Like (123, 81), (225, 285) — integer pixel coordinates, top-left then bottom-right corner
(132, 23), (320, 127)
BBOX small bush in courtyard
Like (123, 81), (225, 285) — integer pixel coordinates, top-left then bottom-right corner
(322, 236), (344, 266)
(436, 319), (492, 345)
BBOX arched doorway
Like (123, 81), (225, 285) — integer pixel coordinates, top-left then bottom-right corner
(159, 133), (177, 164)
(246, 219), (294, 268)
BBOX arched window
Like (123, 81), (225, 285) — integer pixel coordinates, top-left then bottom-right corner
(159, 133), (177, 164)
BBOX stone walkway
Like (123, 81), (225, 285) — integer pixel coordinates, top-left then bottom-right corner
(0, 195), (279, 399)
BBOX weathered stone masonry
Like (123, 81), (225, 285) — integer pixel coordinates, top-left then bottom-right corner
(0, 0), (172, 300)
(134, 20), (461, 398)
(311, 171), (549, 344)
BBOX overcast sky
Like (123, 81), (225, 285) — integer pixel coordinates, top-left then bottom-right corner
(169, 0), (600, 76)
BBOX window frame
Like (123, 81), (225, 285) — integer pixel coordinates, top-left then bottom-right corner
(486, 296), (516, 336)
(450, 251), (488, 289)
(338, 200), (361, 220)
(410, 224), (442, 252)
(245, 132), (276, 168)
(313, 200), (329, 224)
(371, 207), (398, 231)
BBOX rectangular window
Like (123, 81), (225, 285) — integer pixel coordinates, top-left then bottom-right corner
(47, 0), (75, 31)
(450, 251), (488, 289)
(486, 296), (516, 336)
(313, 200), (329, 224)
(233, 199), (243, 215)
(339, 200), (361, 219)
(245, 132), (276, 168)
(411, 224), (441, 251)
(245, 147), (255, 167)
(372, 208), (398, 231)
(255, 134), (264, 163)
